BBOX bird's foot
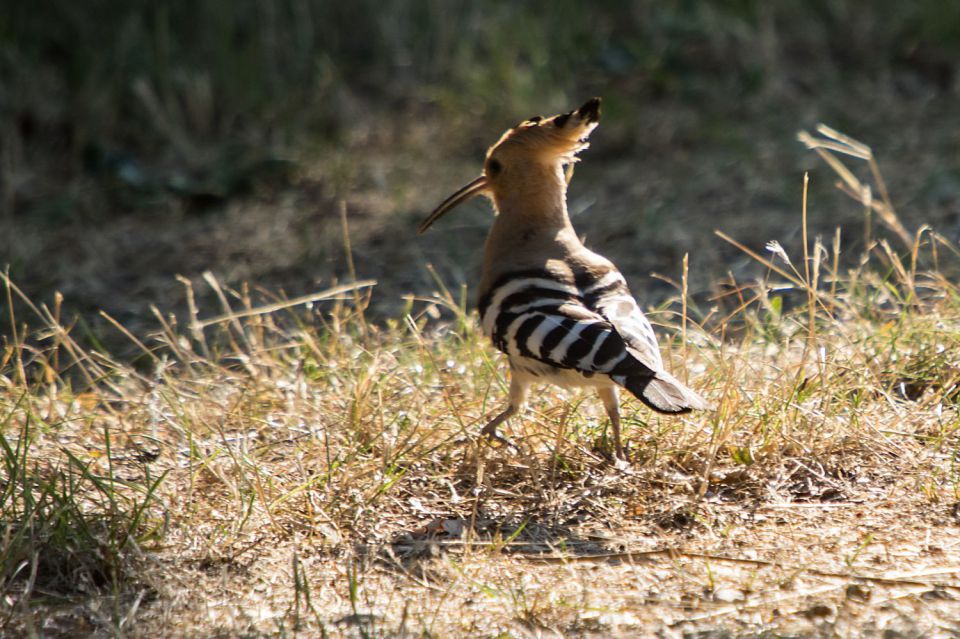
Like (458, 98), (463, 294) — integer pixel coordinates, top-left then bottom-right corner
(479, 424), (520, 454)
(592, 437), (631, 464)
(452, 427), (520, 454)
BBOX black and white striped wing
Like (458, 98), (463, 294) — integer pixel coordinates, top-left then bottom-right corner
(478, 268), (708, 413)
(582, 271), (663, 372)
(478, 271), (655, 379)
(583, 270), (710, 413)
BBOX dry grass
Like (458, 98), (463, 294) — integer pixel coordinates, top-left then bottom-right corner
(3, 131), (960, 638)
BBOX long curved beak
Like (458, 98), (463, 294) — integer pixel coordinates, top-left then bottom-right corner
(417, 175), (488, 234)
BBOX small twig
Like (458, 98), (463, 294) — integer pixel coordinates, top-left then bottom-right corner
(681, 252), (689, 384)
(196, 280), (376, 328)
(713, 230), (841, 310)
(517, 547), (960, 593)
(680, 582), (843, 624)
(100, 310), (161, 364)
(799, 126), (913, 249)
(339, 199), (370, 338)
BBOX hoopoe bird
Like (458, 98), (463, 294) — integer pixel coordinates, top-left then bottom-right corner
(418, 98), (710, 459)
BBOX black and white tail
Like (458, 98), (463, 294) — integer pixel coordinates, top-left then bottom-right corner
(619, 369), (712, 414)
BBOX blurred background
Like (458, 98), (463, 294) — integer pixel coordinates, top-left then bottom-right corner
(2, 0), (960, 345)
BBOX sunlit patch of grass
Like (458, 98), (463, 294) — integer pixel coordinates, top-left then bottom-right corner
(0, 279), (168, 637)
(2, 129), (960, 635)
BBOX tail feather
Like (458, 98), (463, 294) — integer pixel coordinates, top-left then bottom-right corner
(621, 369), (712, 414)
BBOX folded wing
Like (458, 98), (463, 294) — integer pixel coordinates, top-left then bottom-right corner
(480, 267), (710, 413)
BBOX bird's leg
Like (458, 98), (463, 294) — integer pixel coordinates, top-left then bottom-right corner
(480, 373), (529, 449)
(479, 406), (515, 446)
(597, 386), (625, 460)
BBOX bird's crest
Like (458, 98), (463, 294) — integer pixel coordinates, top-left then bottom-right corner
(488, 97), (601, 165)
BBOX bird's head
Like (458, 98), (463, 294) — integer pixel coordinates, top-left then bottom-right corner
(418, 98), (601, 233)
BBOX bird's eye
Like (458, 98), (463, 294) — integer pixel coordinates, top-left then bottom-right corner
(487, 158), (503, 177)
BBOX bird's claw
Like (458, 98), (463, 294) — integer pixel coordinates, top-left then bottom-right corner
(479, 426), (520, 454)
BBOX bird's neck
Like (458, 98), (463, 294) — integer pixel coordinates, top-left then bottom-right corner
(490, 164), (574, 236)
(482, 165), (584, 283)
